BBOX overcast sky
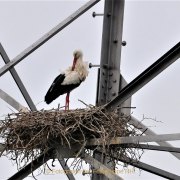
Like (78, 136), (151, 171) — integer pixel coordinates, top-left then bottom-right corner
(0, 0), (180, 179)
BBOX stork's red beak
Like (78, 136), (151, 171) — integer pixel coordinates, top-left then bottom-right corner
(72, 57), (77, 71)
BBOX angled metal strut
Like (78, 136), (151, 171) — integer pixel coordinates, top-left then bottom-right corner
(0, 0), (100, 77)
(105, 41), (180, 110)
(0, 43), (37, 111)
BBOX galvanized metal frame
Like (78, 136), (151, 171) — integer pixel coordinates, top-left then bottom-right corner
(120, 144), (180, 153)
(114, 153), (180, 180)
(82, 152), (124, 180)
(131, 116), (180, 160)
(0, 0), (180, 179)
(105, 41), (180, 110)
(1, 1), (101, 179)
(8, 149), (54, 180)
(0, 89), (26, 111)
(94, 149), (180, 180)
(0, 43), (37, 111)
(0, 0), (100, 77)
(93, 0), (125, 179)
(87, 133), (180, 146)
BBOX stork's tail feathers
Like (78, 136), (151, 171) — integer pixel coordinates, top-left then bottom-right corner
(45, 94), (53, 104)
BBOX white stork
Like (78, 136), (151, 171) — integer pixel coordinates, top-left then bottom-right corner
(45, 50), (89, 110)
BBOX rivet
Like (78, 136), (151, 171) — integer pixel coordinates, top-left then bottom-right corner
(102, 85), (104, 88)
(108, 86), (112, 89)
(113, 79), (117, 83)
(112, 92), (116, 96)
(113, 40), (118, 44)
(109, 72), (113, 76)
(107, 13), (111, 17)
(122, 41), (127, 46)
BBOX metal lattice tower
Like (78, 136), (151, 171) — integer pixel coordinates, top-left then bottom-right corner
(0, 0), (180, 180)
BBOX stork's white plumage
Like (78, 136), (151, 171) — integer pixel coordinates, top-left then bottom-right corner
(45, 50), (88, 110)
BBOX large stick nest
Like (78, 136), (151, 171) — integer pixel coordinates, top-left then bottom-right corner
(0, 105), (143, 171)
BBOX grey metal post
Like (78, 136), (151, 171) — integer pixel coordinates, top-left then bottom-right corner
(97, 0), (124, 105)
(93, 0), (125, 179)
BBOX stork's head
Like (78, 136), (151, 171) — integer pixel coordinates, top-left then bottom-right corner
(73, 50), (83, 59)
(72, 50), (83, 70)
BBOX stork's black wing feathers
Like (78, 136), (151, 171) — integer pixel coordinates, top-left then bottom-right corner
(45, 74), (81, 104)
(45, 74), (65, 104)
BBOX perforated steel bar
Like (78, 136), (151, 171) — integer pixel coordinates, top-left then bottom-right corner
(105, 41), (180, 110)
(0, 43), (36, 111)
(93, 0), (125, 179)
(0, 0), (100, 77)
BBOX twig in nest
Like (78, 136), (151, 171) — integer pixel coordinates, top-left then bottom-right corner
(0, 102), (144, 179)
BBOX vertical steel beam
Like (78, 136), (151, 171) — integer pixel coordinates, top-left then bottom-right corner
(93, 0), (125, 179)
(0, 0), (100, 77)
(0, 43), (37, 111)
(97, 0), (124, 105)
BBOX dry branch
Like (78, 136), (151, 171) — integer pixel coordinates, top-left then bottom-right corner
(0, 105), (143, 173)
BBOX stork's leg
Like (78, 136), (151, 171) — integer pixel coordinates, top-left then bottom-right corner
(65, 92), (70, 111)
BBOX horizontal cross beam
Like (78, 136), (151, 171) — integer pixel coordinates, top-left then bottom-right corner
(0, 0), (100, 78)
(121, 143), (180, 153)
(87, 133), (180, 146)
(130, 116), (180, 160)
(105, 41), (180, 110)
